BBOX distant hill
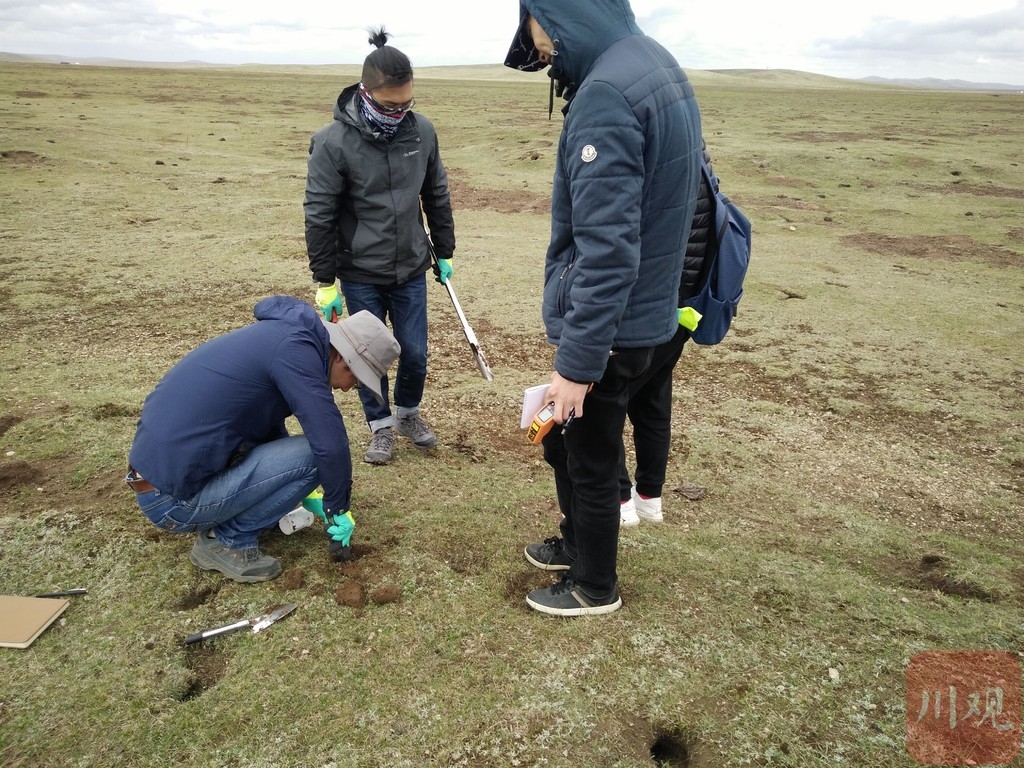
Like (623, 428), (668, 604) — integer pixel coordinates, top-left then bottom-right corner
(0, 52), (225, 68)
(694, 68), (1024, 92)
(2, 52), (1022, 92)
(859, 75), (1024, 92)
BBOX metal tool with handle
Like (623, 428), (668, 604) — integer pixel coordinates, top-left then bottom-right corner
(183, 603), (296, 645)
(427, 239), (494, 381)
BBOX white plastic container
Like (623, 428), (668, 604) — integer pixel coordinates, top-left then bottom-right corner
(278, 506), (314, 535)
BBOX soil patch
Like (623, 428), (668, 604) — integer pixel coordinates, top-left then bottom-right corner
(449, 177), (549, 214)
(369, 586), (400, 604)
(279, 568), (305, 590)
(0, 150), (45, 165)
(0, 414), (24, 438)
(175, 585), (218, 611)
(92, 402), (139, 420)
(917, 555), (997, 601)
(945, 182), (1024, 199)
(786, 131), (876, 143)
(842, 232), (1019, 269)
(873, 554), (999, 602)
(335, 581), (365, 608)
(0, 459), (40, 494)
(180, 644), (227, 701)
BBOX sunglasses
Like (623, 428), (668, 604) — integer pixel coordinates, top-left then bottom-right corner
(362, 87), (415, 116)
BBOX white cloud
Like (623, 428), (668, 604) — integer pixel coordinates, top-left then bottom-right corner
(1, 0), (1022, 84)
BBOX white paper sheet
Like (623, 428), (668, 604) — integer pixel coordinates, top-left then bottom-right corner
(520, 383), (551, 429)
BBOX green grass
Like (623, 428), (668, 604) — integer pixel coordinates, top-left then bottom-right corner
(1, 62), (1022, 767)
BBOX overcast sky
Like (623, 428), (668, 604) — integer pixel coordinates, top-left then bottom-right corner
(2, 0), (1023, 85)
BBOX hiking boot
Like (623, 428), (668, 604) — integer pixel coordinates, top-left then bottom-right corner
(620, 498), (640, 528)
(524, 536), (574, 571)
(189, 532), (281, 583)
(632, 486), (663, 523)
(526, 574), (622, 617)
(395, 413), (437, 449)
(364, 427), (396, 465)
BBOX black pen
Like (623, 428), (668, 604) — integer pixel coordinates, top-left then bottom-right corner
(34, 588), (88, 598)
(563, 407), (577, 429)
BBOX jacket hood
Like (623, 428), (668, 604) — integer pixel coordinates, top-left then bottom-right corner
(253, 295), (331, 353)
(504, 0), (641, 86)
(334, 84), (363, 128)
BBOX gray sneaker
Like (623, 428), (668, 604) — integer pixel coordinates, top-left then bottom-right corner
(188, 532), (281, 583)
(526, 574), (622, 617)
(395, 413), (437, 449)
(524, 536), (575, 571)
(364, 427), (396, 465)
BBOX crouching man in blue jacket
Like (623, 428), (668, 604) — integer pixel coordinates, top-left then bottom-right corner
(126, 296), (400, 583)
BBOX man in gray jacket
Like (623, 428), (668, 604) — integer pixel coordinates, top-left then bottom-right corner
(304, 27), (456, 465)
(506, 1), (704, 616)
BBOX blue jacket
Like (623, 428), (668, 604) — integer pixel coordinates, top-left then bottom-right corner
(128, 296), (353, 513)
(521, 0), (703, 382)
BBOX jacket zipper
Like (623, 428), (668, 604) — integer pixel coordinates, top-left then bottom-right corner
(557, 252), (576, 315)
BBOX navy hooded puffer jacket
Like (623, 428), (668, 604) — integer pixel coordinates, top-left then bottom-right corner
(510, 0), (704, 383)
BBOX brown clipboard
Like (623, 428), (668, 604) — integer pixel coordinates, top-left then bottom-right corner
(0, 595), (71, 649)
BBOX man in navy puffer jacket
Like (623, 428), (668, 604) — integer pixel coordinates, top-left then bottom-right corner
(506, 0), (704, 615)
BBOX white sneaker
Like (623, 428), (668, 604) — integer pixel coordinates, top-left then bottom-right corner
(620, 498), (640, 527)
(632, 486), (663, 523)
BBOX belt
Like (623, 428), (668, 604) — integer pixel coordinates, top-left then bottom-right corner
(125, 467), (157, 493)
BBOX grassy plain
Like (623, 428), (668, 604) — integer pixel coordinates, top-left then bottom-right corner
(0, 62), (1022, 767)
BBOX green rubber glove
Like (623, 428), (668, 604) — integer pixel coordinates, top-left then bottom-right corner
(326, 510), (355, 547)
(433, 258), (453, 284)
(678, 306), (702, 332)
(315, 283), (344, 321)
(301, 489), (326, 523)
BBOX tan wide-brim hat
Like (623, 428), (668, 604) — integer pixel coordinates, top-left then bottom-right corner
(321, 311), (400, 405)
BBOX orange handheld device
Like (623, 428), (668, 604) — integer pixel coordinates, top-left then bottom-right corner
(527, 402), (556, 445)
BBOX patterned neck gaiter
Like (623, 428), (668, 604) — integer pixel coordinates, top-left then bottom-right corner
(357, 84), (405, 141)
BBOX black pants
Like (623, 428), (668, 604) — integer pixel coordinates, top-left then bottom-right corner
(542, 347), (655, 598)
(619, 327), (689, 501)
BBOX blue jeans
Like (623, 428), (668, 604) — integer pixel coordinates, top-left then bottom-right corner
(133, 436), (320, 549)
(341, 275), (428, 430)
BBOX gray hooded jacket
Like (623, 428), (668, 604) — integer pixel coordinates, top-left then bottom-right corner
(507, 0), (703, 383)
(304, 83), (456, 286)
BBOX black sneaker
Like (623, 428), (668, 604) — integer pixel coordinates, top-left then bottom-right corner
(526, 574), (622, 616)
(524, 536), (574, 571)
